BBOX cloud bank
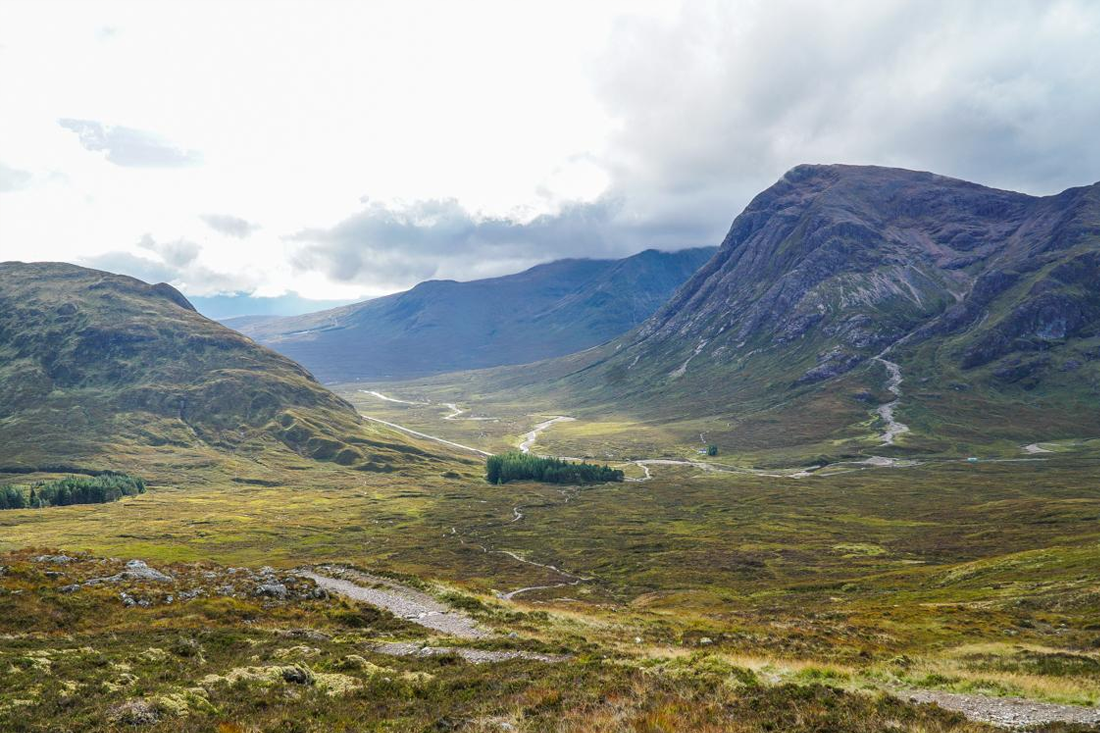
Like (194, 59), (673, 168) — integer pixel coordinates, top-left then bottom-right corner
(288, 197), (716, 289)
(200, 214), (260, 238)
(591, 0), (1100, 243)
(81, 236), (242, 296)
(58, 118), (202, 168)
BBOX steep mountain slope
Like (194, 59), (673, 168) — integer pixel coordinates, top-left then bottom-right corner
(234, 247), (715, 382)
(0, 262), (441, 473)
(439, 165), (1100, 452)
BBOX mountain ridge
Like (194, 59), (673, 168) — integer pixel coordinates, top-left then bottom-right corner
(234, 247), (716, 382)
(630, 164), (1099, 377)
(408, 165), (1100, 453)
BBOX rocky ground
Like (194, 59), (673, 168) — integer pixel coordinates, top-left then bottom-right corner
(906, 690), (1100, 729)
(19, 551), (326, 608)
(370, 641), (567, 664)
(5, 551), (1100, 731)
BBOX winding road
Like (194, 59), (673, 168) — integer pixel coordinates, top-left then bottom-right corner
(519, 416), (576, 453)
(358, 389), (1050, 487)
(359, 390), (862, 481)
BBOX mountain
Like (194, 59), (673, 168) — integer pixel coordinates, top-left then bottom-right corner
(189, 291), (358, 320)
(0, 262), (441, 474)
(463, 165), (1100, 452)
(233, 247), (716, 382)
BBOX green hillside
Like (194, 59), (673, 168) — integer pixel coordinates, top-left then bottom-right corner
(0, 262), (447, 478)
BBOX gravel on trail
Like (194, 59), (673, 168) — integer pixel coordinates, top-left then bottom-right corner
(905, 689), (1100, 729)
(299, 566), (488, 639)
(370, 641), (566, 664)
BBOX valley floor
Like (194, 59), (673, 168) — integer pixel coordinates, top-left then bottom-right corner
(2, 385), (1100, 731)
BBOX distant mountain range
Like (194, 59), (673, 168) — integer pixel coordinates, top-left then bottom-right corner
(229, 247), (716, 383)
(0, 262), (441, 474)
(190, 291), (358, 320)
(457, 165), (1100, 451)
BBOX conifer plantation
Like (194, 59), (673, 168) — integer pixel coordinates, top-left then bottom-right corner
(0, 474), (145, 510)
(485, 452), (624, 485)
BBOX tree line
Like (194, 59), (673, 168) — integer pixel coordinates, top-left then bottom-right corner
(486, 451), (624, 485)
(0, 474), (146, 510)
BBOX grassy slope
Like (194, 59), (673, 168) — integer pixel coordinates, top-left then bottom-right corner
(2, 551), (1003, 733)
(0, 262), (455, 478)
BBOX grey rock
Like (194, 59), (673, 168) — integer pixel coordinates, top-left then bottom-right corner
(88, 560), (174, 586)
(796, 348), (863, 385)
(123, 559), (173, 582)
(255, 582), (288, 599)
(33, 554), (75, 564)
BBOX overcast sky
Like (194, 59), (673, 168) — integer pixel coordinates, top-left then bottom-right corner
(1, 0), (1098, 303)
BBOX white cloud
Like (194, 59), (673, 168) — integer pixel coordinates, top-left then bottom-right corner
(590, 0), (1100, 245)
(1, 0), (1097, 299)
(136, 233), (200, 268)
(58, 118), (202, 167)
(200, 214), (260, 238)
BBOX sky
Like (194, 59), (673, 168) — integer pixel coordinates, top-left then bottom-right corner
(1, 0), (1098, 309)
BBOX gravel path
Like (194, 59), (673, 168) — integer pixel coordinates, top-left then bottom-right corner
(497, 579), (582, 601)
(360, 390), (427, 406)
(358, 414), (491, 457)
(905, 689), (1100, 729)
(300, 567), (488, 639)
(519, 416), (575, 453)
(370, 641), (567, 664)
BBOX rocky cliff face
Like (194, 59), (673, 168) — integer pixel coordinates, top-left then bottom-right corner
(555, 165), (1100, 444)
(635, 165), (1097, 379)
